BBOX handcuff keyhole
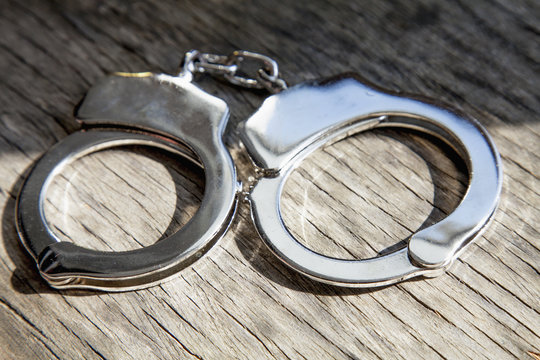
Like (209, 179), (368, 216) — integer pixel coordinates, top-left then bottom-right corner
(42, 145), (205, 252)
(281, 128), (467, 260)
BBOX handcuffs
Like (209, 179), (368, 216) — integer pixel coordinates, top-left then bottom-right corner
(16, 50), (502, 291)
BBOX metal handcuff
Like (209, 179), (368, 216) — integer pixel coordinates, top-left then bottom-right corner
(16, 50), (502, 291)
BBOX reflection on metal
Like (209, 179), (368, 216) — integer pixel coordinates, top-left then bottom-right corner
(16, 73), (239, 291)
(242, 74), (502, 287)
(16, 51), (502, 291)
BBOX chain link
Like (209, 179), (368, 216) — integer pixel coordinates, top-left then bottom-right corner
(178, 50), (287, 93)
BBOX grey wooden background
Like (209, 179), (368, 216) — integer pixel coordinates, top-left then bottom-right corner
(1, 0), (539, 359)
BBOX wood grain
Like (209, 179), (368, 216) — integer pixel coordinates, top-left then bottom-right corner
(0, 0), (538, 358)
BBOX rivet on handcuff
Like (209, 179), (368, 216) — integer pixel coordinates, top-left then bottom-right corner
(15, 49), (502, 291)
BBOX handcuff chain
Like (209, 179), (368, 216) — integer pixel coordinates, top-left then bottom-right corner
(179, 50), (288, 93)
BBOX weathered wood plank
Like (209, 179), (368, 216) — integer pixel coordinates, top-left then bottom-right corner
(0, 0), (538, 359)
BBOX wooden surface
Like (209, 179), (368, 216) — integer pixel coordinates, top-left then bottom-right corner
(1, 0), (539, 359)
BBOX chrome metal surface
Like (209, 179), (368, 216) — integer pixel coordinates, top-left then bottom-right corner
(179, 50), (287, 93)
(241, 74), (502, 287)
(17, 49), (502, 291)
(16, 73), (239, 291)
